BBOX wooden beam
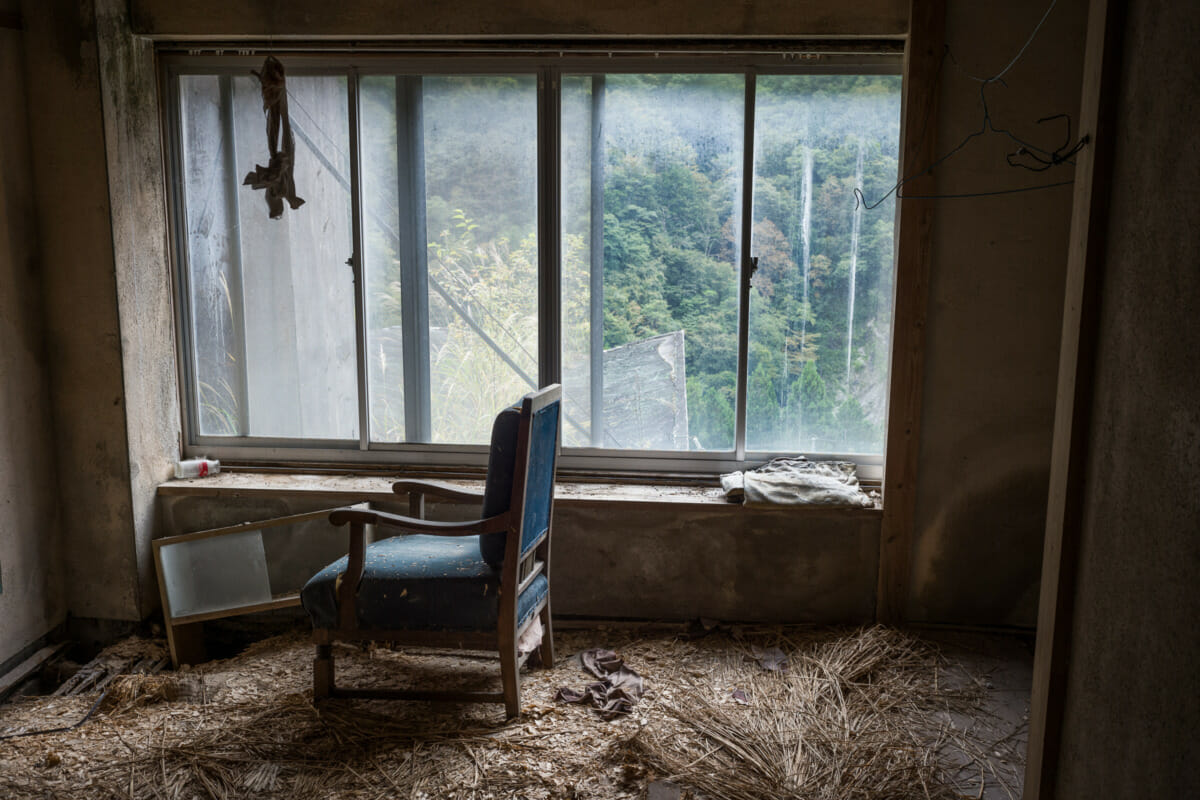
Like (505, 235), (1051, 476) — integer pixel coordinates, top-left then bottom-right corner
(876, 0), (944, 623)
(1023, 0), (1125, 797)
(128, 0), (909, 39)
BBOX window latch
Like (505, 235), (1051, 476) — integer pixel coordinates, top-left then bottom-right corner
(749, 256), (759, 276)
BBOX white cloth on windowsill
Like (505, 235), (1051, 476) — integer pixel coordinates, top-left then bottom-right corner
(720, 456), (875, 508)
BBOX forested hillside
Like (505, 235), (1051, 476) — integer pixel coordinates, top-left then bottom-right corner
(562, 73), (901, 454)
(184, 70), (900, 454)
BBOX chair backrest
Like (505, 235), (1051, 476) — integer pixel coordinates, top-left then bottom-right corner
(477, 385), (561, 568)
(515, 386), (561, 559)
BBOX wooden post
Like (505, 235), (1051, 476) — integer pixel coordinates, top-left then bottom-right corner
(1023, 0), (1125, 796)
(876, 0), (945, 623)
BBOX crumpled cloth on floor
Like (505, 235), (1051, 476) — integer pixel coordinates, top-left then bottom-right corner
(243, 55), (305, 219)
(721, 456), (874, 507)
(554, 649), (644, 720)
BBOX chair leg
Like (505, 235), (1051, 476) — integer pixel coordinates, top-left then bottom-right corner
(499, 643), (520, 719)
(314, 644), (334, 699)
(537, 603), (555, 669)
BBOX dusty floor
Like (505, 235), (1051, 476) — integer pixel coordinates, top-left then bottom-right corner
(0, 624), (1030, 799)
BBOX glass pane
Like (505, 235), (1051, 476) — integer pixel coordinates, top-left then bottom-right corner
(561, 74), (743, 451)
(178, 75), (241, 436)
(360, 76), (406, 442)
(361, 75), (539, 445)
(748, 75), (901, 456)
(159, 529), (271, 619)
(424, 76), (539, 444)
(179, 73), (358, 440)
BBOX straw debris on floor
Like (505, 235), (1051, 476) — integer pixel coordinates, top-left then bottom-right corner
(0, 625), (1026, 799)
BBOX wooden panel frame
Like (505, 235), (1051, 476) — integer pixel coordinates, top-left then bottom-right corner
(153, 507), (355, 666)
(876, 0), (945, 623)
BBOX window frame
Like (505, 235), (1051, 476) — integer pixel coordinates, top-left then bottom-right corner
(161, 48), (902, 482)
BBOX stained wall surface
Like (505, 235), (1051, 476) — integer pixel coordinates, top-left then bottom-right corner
(18, 0), (142, 622)
(906, 0), (1087, 626)
(94, 0), (181, 621)
(157, 486), (882, 624)
(1053, 0), (1200, 795)
(553, 504), (880, 622)
(0, 1), (67, 666)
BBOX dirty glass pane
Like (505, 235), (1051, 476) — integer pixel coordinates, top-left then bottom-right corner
(359, 76), (406, 442)
(178, 75), (240, 436)
(423, 75), (539, 444)
(158, 529), (271, 619)
(156, 511), (350, 622)
(560, 74), (743, 451)
(747, 75), (901, 456)
(179, 73), (357, 440)
(361, 75), (538, 445)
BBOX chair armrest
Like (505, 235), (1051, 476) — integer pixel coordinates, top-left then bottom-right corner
(391, 479), (485, 505)
(329, 506), (510, 535)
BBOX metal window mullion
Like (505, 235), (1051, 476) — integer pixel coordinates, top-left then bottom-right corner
(734, 71), (757, 462)
(538, 67), (562, 389)
(166, 72), (200, 447)
(348, 70), (370, 450)
(218, 75), (251, 437)
(396, 76), (432, 442)
(589, 74), (606, 447)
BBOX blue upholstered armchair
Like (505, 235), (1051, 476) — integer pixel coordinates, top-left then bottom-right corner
(300, 385), (561, 718)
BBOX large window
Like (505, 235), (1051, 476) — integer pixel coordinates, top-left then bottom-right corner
(166, 53), (901, 475)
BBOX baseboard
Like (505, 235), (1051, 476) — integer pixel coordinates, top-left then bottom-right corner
(0, 622), (68, 698)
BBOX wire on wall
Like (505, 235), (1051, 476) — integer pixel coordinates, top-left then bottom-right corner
(856, 0), (1088, 207)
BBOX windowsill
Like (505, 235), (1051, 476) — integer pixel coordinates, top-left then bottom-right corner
(156, 471), (882, 514)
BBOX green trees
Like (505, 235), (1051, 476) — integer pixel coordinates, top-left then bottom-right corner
(601, 145), (741, 420)
(354, 71), (900, 454)
(594, 73), (901, 454)
(183, 66), (899, 454)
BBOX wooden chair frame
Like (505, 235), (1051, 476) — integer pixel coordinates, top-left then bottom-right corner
(312, 386), (559, 718)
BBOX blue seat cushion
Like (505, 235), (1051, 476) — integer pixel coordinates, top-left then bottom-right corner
(301, 533), (548, 632)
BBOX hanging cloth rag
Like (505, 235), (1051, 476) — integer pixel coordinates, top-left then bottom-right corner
(242, 55), (305, 219)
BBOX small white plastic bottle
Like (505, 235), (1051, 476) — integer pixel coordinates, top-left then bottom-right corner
(175, 458), (221, 479)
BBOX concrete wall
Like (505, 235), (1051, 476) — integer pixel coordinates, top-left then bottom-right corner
(157, 484), (881, 623)
(554, 503), (879, 622)
(9, 0), (1088, 629)
(19, 0), (146, 622)
(94, 0), (181, 620)
(1053, 0), (1200, 795)
(0, 1), (67, 666)
(12, 0), (181, 626)
(907, 0), (1087, 626)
